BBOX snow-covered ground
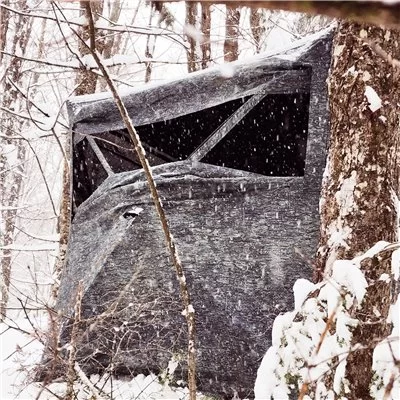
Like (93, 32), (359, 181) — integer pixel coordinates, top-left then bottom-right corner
(1, 318), (199, 399)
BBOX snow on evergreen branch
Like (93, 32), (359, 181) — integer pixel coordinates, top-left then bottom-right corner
(255, 242), (400, 399)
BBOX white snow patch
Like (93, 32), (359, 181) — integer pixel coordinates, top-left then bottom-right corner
(1, 320), (207, 400)
(378, 273), (391, 282)
(95, 18), (110, 29)
(127, 206), (144, 215)
(391, 248), (400, 280)
(293, 278), (315, 310)
(353, 240), (390, 263)
(335, 170), (357, 216)
(371, 294), (400, 399)
(332, 260), (367, 304)
(365, 85), (382, 112)
(219, 63), (236, 78)
(181, 304), (194, 316)
(327, 223), (352, 250)
(183, 24), (204, 42)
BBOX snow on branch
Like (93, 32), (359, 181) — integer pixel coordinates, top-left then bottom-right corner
(255, 242), (400, 399)
(0, 244), (59, 251)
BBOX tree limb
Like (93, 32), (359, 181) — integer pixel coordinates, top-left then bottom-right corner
(164, 1), (400, 28)
(69, 3), (198, 398)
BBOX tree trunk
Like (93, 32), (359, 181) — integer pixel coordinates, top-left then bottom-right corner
(0, 0), (32, 319)
(99, 0), (122, 90)
(75, 0), (104, 96)
(144, 9), (157, 83)
(317, 21), (400, 398)
(224, 5), (240, 62)
(185, 1), (200, 73)
(200, 3), (211, 69)
(174, 1), (400, 29)
(249, 8), (264, 54)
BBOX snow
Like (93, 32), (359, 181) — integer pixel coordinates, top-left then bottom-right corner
(371, 294), (400, 399)
(364, 85), (382, 112)
(181, 304), (195, 316)
(95, 18), (109, 29)
(391, 248), (400, 280)
(183, 24), (204, 43)
(71, 25), (336, 107)
(1, 318), (208, 400)
(70, 15), (88, 26)
(255, 244), (399, 400)
(353, 240), (390, 262)
(331, 260), (367, 304)
(293, 278), (315, 309)
(219, 64), (236, 79)
(335, 170), (357, 216)
(125, 206), (144, 216)
(254, 346), (285, 399)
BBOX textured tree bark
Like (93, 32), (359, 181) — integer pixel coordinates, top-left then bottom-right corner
(317, 21), (400, 398)
(317, 22), (400, 273)
(224, 5), (240, 62)
(200, 2), (211, 69)
(99, 0), (122, 90)
(144, 8), (157, 83)
(52, 145), (71, 301)
(75, 0), (104, 96)
(0, 0), (10, 61)
(168, 1), (400, 29)
(186, 1), (200, 73)
(249, 8), (265, 54)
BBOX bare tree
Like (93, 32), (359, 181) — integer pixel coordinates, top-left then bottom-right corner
(249, 8), (265, 54)
(223, 4), (240, 62)
(200, 2), (211, 69)
(75, 0), (105, 95)
(0, 0), (33, 319)
(185, 1), (200, 72)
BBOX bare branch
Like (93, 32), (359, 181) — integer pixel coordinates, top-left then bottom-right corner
(74, 3), (198, 397)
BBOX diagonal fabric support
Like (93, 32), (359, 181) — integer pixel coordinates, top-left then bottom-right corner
(87, 136), (114, 176)
(188, 84), (270, 162)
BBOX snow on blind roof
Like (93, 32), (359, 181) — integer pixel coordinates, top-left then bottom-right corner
(69, 25), (334, 107)
(67, 26), (334, 136)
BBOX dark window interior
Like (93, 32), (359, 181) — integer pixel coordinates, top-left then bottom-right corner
(73, 91), (310, 209)
(202, 93), (309, 176)
(73, 138), (108, 208)
(135, 97), (248, 161)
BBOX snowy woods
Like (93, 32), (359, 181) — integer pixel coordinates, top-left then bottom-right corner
(1, 1), (400, 399)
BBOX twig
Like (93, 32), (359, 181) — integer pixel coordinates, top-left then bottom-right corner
(16, 297), (45, 345)
(78, 3), (197, 398)
(66, 281), (83, 399)
(0, 3), (186, 38)
(74, 362), (109, 400)
(24, 138), (58, 216)
(298, 298), (340, 400)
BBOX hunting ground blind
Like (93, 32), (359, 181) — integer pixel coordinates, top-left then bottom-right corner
(56, 28), (334, 398)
